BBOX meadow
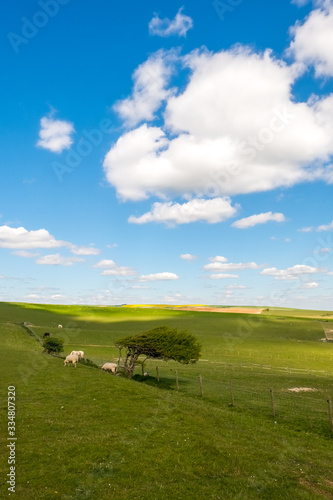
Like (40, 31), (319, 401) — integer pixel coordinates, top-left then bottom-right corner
(0, 301), (333, 499)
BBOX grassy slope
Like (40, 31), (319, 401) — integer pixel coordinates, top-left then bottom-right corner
(0, 302), (333, 499)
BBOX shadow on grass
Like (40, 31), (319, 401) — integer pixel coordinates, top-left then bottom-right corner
(132, 374), (176, 390)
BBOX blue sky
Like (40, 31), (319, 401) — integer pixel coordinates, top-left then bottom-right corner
(1, 0), (333, 308)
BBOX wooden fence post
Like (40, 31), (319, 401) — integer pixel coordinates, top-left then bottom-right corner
(156, 366), (159, 382)
(175, 370), (179, 391)
(327, 397), (333, 433)
(199, 374), (203, 397)
(270, 388), (276, 417)
(229, 380), (234, 406)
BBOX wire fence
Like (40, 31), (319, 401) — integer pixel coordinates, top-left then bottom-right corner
(135, 364), (333, 438)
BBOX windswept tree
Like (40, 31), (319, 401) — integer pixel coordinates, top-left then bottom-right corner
(115, 326), (202, 378)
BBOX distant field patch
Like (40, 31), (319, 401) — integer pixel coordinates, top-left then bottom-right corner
(174, 306), (265, 314)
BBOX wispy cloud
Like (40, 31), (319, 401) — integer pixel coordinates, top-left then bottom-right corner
(70, 245), (100, 256)
(204, 261), (262, 271)
(36, 254), (85, 266)
(149, 8), (193, 38)
(317, 220), (333, 231)
(37, 116), (74, 153)
(232, 212), (285, 229)
(113, 50), (178, 128)
(139, 272), (179, 282)
(260, 264), (327, 280)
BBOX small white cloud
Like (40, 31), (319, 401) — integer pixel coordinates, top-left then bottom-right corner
(208, 256), (228, 263)
(285, 238), (291, 242)
(232, 212), (285, 229)
(315, 247), (332, 253)
(139, 272), (179, 282)
(94, 259), (117, 268)
(37, 116), (74, 153)
(204, 262), (261, 271)
(129, 198), (237, 226)
(317, 220), (333, 231)
(70, 245), (100, 256)
(209, 274), (239, 279)
(36, 254), (84, 266)
(225, 284), (247, 289)
(93, 259), (137, 276)
(301, 282), (319, 288)
(149, 8), (193, 37)
(298, 226), (314, 232)
(261, 264), (327, 280)
(180, 254), (198, 261)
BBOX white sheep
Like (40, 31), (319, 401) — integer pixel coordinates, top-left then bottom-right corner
(58, 324), (63, 329)
(71, 350), (85, 360)
(101, 362), (117, 374)
(64, 354), (79, 367)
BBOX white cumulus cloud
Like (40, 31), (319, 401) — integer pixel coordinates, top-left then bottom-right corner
(128, 198), (237, 225)
(289, 2), (333, 77)
(180, 254), (198, 261)
(105, 47), (333, 202)
(232, 212), (286, 229)
(0, 225), (66, 250)
(149, 8), (193, 37)
(37, 116), (74, 153)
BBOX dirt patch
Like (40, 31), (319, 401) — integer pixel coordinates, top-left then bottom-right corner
(288, 387), (319, 393)
(300, 478), (333, 499)
(174, 306), (264, 314)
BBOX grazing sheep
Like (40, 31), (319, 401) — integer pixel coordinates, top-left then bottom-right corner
(144, 372), (150, 376)
(101, 362), (117, 374)
(63, 354), (79, 367)
(58, 324), (63, 329)
(71, 350), (85, 360)
(43, 332), (50, 338)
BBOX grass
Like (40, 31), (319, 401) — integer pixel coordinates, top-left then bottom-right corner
(0, 301), (333, 499)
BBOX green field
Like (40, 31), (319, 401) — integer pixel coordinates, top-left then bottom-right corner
(1, 301), (333, 499)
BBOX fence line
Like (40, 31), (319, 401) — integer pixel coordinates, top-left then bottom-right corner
(145, 365), (333, 436)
